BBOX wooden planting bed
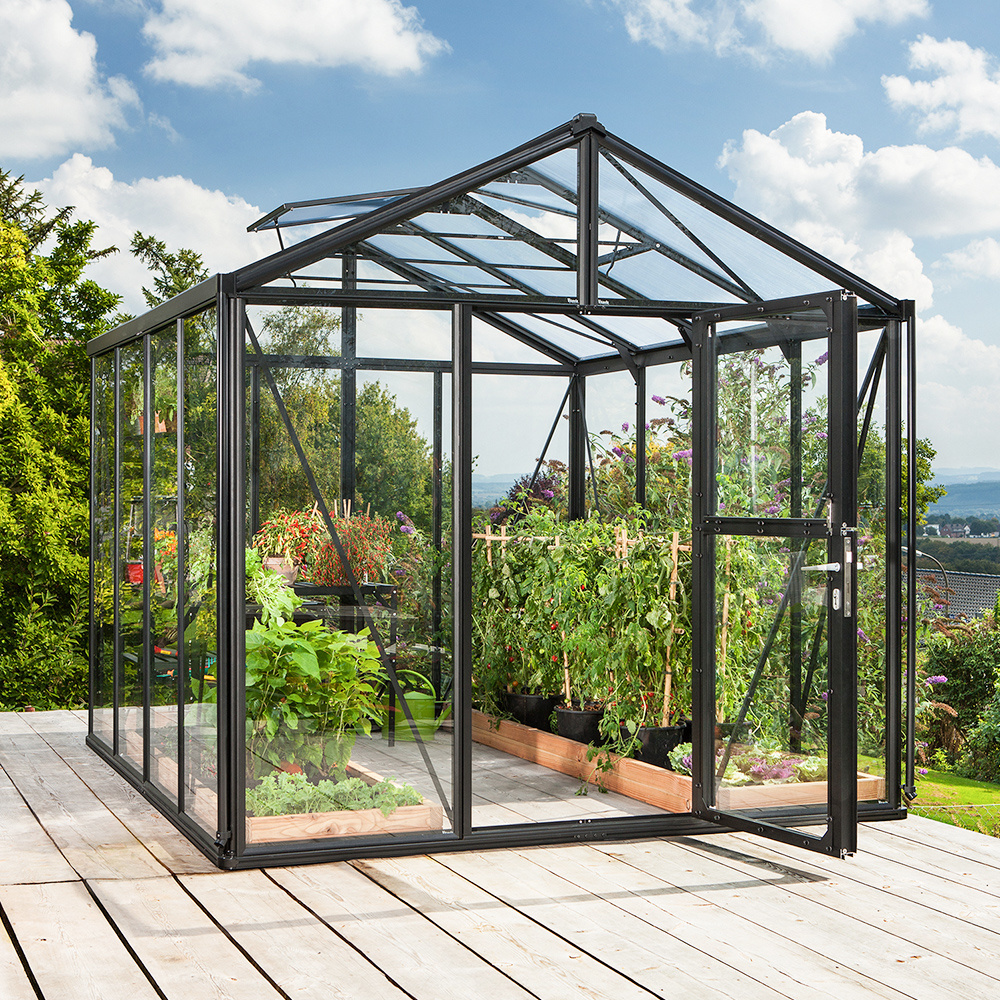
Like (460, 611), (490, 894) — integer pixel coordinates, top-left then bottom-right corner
(245, 760), (445, 844)
(124, 726), (444, 843)
(472, 711), (885, 813)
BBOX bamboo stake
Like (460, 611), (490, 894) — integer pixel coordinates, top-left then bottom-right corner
(561, 631), (572, 704)
(660, 530), (682, 727)
(484, 523), (493, 567)
(718, 536), (733, 723)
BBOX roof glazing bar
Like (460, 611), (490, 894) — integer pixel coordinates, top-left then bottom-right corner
(518, 165), (753, 303)
(599, 149), (762, 302)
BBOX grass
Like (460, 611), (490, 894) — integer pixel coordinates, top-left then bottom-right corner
(909, 768), (1000, 836)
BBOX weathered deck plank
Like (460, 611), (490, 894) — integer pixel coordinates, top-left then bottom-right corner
(423, 848), (794, 1000)
(0, 919), (36, 1000)
(0, 765), (78, 885)
(90, 875), (287, 1000)
(356, 853), (675, 1000)
(271, 862), (539, 1000)
(595, 837), (1000, 1000)
(0, 881), (161, 1000)
(0, 730), (165, 880)
(504, 842), (912, 1000)
(180, 869), (416, 1000)
(5, 709), (1000, 1000)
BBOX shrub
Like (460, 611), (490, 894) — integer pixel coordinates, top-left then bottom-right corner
(925, 614), (1000, 734)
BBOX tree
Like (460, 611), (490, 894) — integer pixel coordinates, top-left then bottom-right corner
(0, 173), (121, 708)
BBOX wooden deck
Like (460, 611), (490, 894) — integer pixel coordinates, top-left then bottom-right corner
(4, 710), (1000, 1000)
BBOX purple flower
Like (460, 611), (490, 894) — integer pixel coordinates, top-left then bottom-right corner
(925, 675), (947, 685)
(821, 691), (829, 701)
(817, 431), (828, 440)
(624, 456), (634, 465)
(622, 421), (630, 433)
(652, 395), (666, 405)
(645, 422), (650, 430)
(816, 351), (829, 366)
(918, 767), (928, 775)
(541, 489), (554, 500)
(672, 448), (693, 467)
(396, 511), (405, 521)
(612, 446), (624, 458)
(400, 524), (415, 535)
(857, 627), (870, 642)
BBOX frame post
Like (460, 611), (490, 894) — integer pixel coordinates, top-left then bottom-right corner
(452, 304), (473, 838)
(569, 375), (587, 519)
(341, 251), (358, 507)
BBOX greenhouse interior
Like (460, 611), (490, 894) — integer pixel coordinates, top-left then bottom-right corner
(87, 114), (916, 869)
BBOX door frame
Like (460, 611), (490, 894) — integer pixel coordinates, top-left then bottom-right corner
(690, 291), (859, 857)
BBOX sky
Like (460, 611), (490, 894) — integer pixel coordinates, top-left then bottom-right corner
(2, 0), (1000, 476)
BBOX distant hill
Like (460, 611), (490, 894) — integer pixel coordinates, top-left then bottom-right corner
(933, 468), (1000, 485)
(928, 481), (1000, 518)
(472, 473), (518, 509)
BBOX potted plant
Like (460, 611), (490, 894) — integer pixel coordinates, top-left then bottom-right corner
(252, 507), (326, 582)
(311, 511), (394, 585)
(244, 617), (387, 779)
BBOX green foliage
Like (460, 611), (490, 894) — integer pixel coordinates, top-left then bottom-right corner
(242, 618), (386, 776)
(246, 770), (421, 817)
(245, 548), (304, 626)
(0, 175), (120, 700)
(926, 615), (1000, 734)
(473, 507), (692, 727)
(130, 231), (209, 310)
(0, 584), (89, 710)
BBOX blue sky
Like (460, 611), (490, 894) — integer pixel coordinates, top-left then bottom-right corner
(2, 0), (999, 473)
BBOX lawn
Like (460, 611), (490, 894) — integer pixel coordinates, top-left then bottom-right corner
(909, 769), (1000, 836)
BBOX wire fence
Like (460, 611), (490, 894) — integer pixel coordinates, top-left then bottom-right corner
(909, 802), (1000, 838)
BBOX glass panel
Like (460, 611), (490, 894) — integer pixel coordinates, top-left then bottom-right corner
(716, 332), (830, 518)
(244, 309), (454, 847)
(602, 151), (835, 302)
(713, 536), (841, 811)
(117, 342), (145, 770)
(149, 331), (180, 804)
(92, 354), (115, 748)
(182, 308), (219, 835)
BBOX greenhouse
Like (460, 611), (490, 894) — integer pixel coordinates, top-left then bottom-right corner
(87, 114), (915, 869)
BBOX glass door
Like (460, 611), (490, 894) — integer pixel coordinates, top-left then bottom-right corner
(691, 292), (859, 856)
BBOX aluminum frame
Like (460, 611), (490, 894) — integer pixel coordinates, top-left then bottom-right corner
(86, 116), (913, 869)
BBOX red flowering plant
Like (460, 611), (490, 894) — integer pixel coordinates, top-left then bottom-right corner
(311, 512), (395, 585)
(252, 508), (326, 575)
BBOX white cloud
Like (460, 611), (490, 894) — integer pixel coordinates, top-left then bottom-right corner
(611, 0), (927, 61)
(142, 0), (448, 90)
(718, 112), (1000, 307)
(937, 238), (1000, 280)
(33, 155), (269, 310)
(745, 0), (927, 58)
(0, 0), (140, 159)
(883, 35), (1000, 141)
(918, 314), (1000, 467)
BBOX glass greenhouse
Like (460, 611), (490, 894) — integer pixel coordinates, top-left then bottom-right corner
(88, 115), (916, 868)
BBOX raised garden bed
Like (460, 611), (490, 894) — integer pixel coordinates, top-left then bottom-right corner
(245, 760), (445, 844)
(472, 711), (885, 812)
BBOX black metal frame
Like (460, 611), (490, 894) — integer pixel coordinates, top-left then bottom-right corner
(86, 115), (912, 869)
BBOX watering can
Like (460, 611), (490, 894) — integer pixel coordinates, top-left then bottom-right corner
(390, 690), (452, 742)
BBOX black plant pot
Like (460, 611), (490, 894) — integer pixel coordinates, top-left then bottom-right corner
(501, 691), (559, 732)
(555, 704), (604, 744)
(630, 724), (686, 769)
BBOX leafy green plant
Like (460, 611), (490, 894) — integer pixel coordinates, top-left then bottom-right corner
(244, 618), (386, 777)
(246, 548), (303, 626)
(246, 770), (421, 817)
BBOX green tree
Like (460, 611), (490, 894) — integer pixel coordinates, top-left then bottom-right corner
(0, 172), (120, 708)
